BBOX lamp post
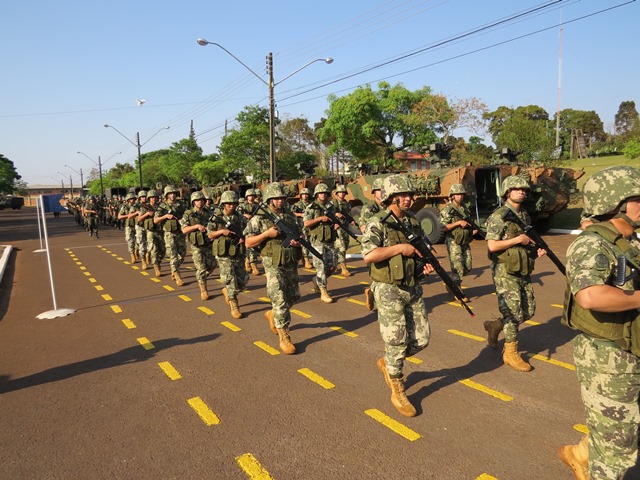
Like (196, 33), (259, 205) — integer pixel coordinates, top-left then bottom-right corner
(65, 165), (83, 198)
(103, 125), (170, 190)
(58, 172), (73, 198)
(77, 151), (122, 197)
(196, 38), (332, 182)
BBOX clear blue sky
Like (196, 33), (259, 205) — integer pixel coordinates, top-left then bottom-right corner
(1, 0), (637, 186)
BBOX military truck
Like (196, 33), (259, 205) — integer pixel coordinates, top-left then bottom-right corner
(344, 146), (584, 243)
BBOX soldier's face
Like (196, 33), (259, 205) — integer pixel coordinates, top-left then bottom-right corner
(396, 193), (413, 210)
(270, 198), (285, 211)
(337, 192), (346, 199)
(626, 197), (640, 221)
(193, 199), (205, 210)
(317, 192), (329, 203)
(452, 193), (465, 204)
(223, 203), (237, 214)
(508, 188), (527, 204)
(301, 194), (309, 201)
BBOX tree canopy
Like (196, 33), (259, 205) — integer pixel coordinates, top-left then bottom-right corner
(0, 154), (22, 195)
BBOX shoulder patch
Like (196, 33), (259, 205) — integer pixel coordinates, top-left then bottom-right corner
(594, 253), (610, 269)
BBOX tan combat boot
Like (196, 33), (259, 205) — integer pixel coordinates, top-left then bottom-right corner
(199, 282), (209, 301)
(304, 257), (313, 269)
(153, 264), (162, 277)
(221, 287), (230, 305)
(251, 263), (260, 276)
(340, 263), (351, 277)
(319, 287), (333, 303)
(264, 310), (277, 335)
(483, 319), (503, 349)
(130, 253), (136, 263)
(558, 435), (589, 480)
(311, 277), (320, 294)
(376, 358), (392, 388)
(173, 271), (185, 287)
(141, 255), (148, 270)
(389, 377), (416, 417)
(145, 252), (151, 265)
(229, 299), (242, 319)
(277, 328), (296, 355)
(134, 250), (140, 262)
(364, 288), (375, 311)
(503, 341), (532, 372)
(244, 257), (251, 273)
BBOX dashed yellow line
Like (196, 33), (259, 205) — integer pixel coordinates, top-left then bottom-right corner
(89, 278), (97, 283)
(476, 474), (498, 480)
(551, 304), (564, 309)
(158, 361), (182, 380)
(329, 326), (358, 338)
(524, 319), (540, 326)
(150, 278), (161, 283)
(101, 294), (112, 301)
(235, 453), (273, 480)
(131, 266), (140, 270)
(137, 337), (155, 350)
(574, 424), (589, 434)
(298, 368), (335, 389)
(140, 271), (149, 276)
(406, 356), (423, 365)
(187, 397), (220, 426)
(447, 301), (473, 310)
(198, 306), (215, 315)
(347, 298), (367, 306)
(221, 321), (241, 332)
(291, 309), (311, 318)
(111, 253), (117, 257)
(110, 305), (122, 313)
(359, 281), (369, 285)
(122, 319), (136, 329)
(163, 285), (175, 291)
(259, 296), (271, 303)
(78, 264), (84, 268)
(530, 354), (575, 371)
(94, 285), (104, 291)
(332, 275), (347, 279)
(117, 257), (123, 261)
(178, 295), (192, 302)
(448, 329), (485, 342)
(124, 261), (131, 265)
(83, 271), (92, 276)
(364, 409), (421, 441)
(254, 341), (280, 356)
(459, 379), (512, 402)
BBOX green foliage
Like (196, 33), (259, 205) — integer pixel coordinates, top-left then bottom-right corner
(623, 138), (640, 159)
(0, 154), (21, 195)
(615, 100), (639, 138)
(191, 158), (226, 186)
(554, 108), (606, 153)
(278, 151), (318, 179)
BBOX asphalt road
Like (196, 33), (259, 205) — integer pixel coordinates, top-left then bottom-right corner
(0, 207), (637, 479)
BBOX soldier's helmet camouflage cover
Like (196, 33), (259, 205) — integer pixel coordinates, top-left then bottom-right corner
(245, 189), (255, 198)
(381, 174), (415, 204)
(164, 185), (179, 197)
(137, 190), (147, 198)
(146, 190), (159, 198)
(125, 193), (136, 201)
(583, 166), (640, 216)
(372, 178), (384, 192)
(335, 184), (347, 193)
(264, 183), (287, 202)
(220, 191), (239, 204)
(300, 188), (311, 195)
(449, 183), (466, 196)
(314, 183), (330, 196)
(190, 191), (206, 204)
(501, 175), (530, 197)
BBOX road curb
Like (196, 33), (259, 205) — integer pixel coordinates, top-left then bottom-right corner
(548, 228), (582, 235)
(0, 245), (13, 285)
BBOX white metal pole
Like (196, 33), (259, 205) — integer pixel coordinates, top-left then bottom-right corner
(34, 194), (46, 252)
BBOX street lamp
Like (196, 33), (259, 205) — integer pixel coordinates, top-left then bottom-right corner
(65, 165), (83, 198)
(58, 172), (73, 198)
(77, 151), (122, 197)
(103, 125), (170, 190)
(196, 38), (333, 182)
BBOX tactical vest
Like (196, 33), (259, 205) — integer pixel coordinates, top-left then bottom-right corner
(487, 206), (534, 275)
(212, 214), (246, 258)
(446, 205), (472, 246)
(562, 222), (640, 357)
(309, 202), (336, 243)
(160, 201), (185, 233)
(186, 210), (212, 247)
(369, 211), (418, 287)
(126, 206), (137, 228)
(260, 215), (302, 267)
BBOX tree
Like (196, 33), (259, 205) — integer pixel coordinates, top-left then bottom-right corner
(0, 154), (22, 195)
(191, 155), (224, 186)
(554, 109), (606, 154)
(320, 82), (437, 169)
(614, 101), (639, 138)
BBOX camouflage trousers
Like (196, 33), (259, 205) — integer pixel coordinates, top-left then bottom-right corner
(124, 226), (136, 254)
(492, 262), (535, 343)
(371, 281), (430, 377)
(135, 225), (147, 256)
(573, 334), (640, 480)
(247, 247), (260, 265)
(164, 231), (186, 274)
(311, 240), (338, 288)
(444, 237), (472, 286)
(217, 256), (248, 300)
(263, 256), (300, 330)
(191, 244), (216, 283)
(335, 229), (350, 264)
(146, 230), (165, 265)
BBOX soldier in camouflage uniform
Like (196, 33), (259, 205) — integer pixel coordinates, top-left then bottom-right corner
(439, 184), (476, 302)
(84, 196), (100, 238)
(291, 187), (313, 269)
(154, 185), (188, 286)
(559, 166), (640, 480)
(244, 183), (301, 355)
(304, 183), (339, 303)
(483, 175), (547, 372)
(239, 189), (261, 276)
(332, 184), (355, 277)
(142, 190), (165, 277)
(181, 191), (216, 300)
(208, 191), (248, 319)
(359, 177), (385, 311)
(118, 193), (138, 263)
(360, 174), (434, 417)
(134, 191), (150, 269)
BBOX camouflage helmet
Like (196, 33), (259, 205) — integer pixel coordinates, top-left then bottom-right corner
(220, 191), (239, 204)
(163, 185), (179, 197)
(146, 189), (159, 198)
(137, 190), (147, 198)
(501, 175), (530, 197)
(449, 183), (466, 196)
(190, 191), (206, 204)
(381, 174), (415, 204)
(125, 192), (136, 201)
(583, 166), (640, 216)
(300, 187), (311, 195)
(335, 184), (347, 193)
(255, 189), (263, 197)
(314, 183), (330, 196)
(371, 178), (384, 192)
(245, 189), (255, 198)
(263, 182), (287, 202)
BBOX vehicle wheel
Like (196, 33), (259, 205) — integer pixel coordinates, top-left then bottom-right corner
(415, 208), (444, 244)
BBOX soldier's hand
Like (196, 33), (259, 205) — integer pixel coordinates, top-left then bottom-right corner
(320, 215), (331, 223)
(289, 239), (301, 248)
(460, 220), (471, 228)
(266, 227), (280, 239)
(537, 247), (547, 258)
(399, 244), (418, 257)
(518, 233), (533, 246)
(423, 263), (435, 275)
(222, 228), (234, 237)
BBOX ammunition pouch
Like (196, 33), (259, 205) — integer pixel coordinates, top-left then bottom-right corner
(451, 226), (472, 246)
(212, 236), (245, 258)
(188, 230), (211, 247)
(163, 219), (179, 232)
(261, 237), (301, 267)
(490, 246), (533, 276)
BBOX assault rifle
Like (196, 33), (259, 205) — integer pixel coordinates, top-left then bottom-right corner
(381, 210), (475, 317)
(209, 214), (245, 243)
(449, 209), (486, 240)
(503, 210), (566, 276)
(317, 202), (360, 242)
(256, 203), (324, 263)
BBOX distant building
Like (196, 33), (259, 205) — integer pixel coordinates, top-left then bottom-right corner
(394, 151), (430, 172)
(18, 184), (82, 206)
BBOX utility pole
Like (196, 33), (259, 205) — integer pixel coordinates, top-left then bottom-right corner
(267, 52), (276, 182)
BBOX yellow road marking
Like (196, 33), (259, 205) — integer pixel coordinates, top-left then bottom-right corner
(406, 356), (423, 364)
(298, 368), (335, 389)
(83, 271), (92, 276)
(447, 301), (473, 310)
(333, 275), (346, 279)
(364, 409), (421, 441)
(221, 321), (241, 332)
(459, 379), (512, 402)
(150, 278), (161, 283)
(117, 257), (123, 260)
(476, 475), (498, 480)
(124, 261), (131, 265)
(303, 268), (315, 273)
(574, 424), (589, 434)
(78, 264), (84, 268)
(198, 306), (214, 315)
(111, 305), (122, 313)
(111, 253), (117, 257)
(101, 294), (112, 301)
(524, 319), (540, 326)
(122, 319), (136, 329)
(347, 298), (367, 306)
(291, 309), (311, 318)
(163, 285), (175, 291)
(89, 278), (97, 283)
(158, 361), (182, 380)
(178, 295), (192, 302)
(137, 337), (155, 350)
(329, 326), (358, 338)
(530, 354), (575, 371)
(551, 304), (564, 309)
(95, 285), (104, 291)
(131, 266), (140, 270)
(259, 296), (271, 303)
(187, 397), (220, 426)
(235, 453), (273, 480)
(140, 271), (149, 276)
(448, 329), (485, 342)
(254, 341), (280, 356)
(359, 281), (369, 285)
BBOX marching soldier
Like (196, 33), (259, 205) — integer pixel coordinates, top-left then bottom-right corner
(154, 185), (187, 287)
(240, 188), (261, 276)
(143, 190), (165, 277)
(84, 196), (100, 238)
(291, 187), (313, 269)
(332, 184), (355, 277)
(118, 193), (138, 263)
(359, 177), (384, 310)
(134, 191), (149, 269)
